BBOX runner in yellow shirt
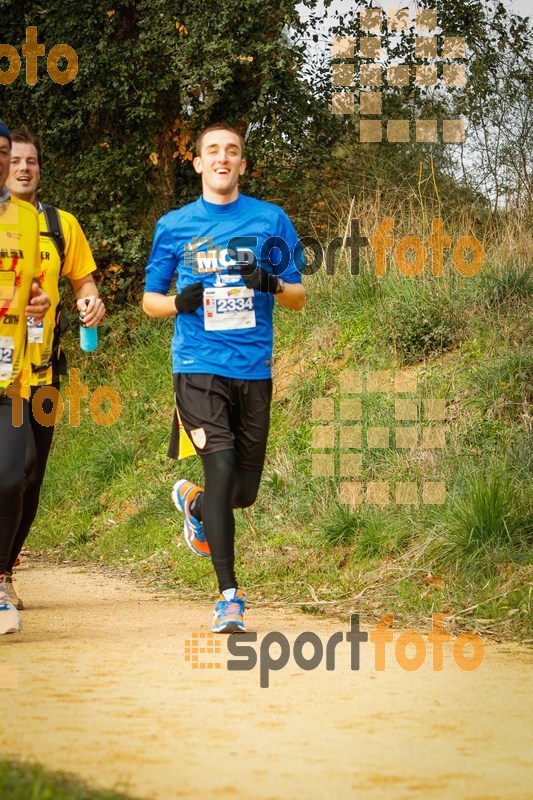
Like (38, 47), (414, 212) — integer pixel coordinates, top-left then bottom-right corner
(4, 128), (106, 613)
(0, 120), (50, 635)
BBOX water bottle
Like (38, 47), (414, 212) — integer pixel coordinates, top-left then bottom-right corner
(79, 299), (98, 352)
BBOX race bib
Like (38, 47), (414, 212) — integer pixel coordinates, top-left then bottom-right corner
(27, 318), (44, 344)
(0, 335), (14, 381)
(203, 286), (256, 331)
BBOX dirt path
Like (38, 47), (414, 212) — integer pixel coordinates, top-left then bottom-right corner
(1, 562), (532, 800)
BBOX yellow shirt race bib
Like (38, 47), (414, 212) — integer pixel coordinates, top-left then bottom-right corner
(0, 196), (40, 396)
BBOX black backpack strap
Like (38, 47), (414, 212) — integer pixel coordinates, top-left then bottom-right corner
(41, 204), (66, 273)
(31, 204), (68, 380)
(51, 303), (69, 379)
(31, 302), (69, 380)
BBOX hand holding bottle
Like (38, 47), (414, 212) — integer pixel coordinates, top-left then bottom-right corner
(79, 297), (102, 352)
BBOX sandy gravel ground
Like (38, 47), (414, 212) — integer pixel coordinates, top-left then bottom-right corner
(1, 561), (532, 800)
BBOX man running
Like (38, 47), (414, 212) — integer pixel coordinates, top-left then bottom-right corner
(5, 128), (106, 612)
(143, 122), (305, 633)
(0, 120), (50, 635)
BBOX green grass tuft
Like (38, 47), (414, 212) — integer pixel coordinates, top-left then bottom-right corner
(318, 504), (364, 546)
(480, 264), (533, 306)
(465, 353), (532, 425)
(0, 760), (140, 800)
(438, 467), (533, 570)
(379, 276), (465, 363)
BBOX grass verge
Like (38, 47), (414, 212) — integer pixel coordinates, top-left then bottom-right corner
(26, 247), (532, 641)
(0, 760), (141, 800)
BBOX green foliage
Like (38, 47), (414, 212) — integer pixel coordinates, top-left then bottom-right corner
(322, 0), (531, 217)
(353, 511), (406, 559)
(22, 256), (533, 635)
(380, 278), (464, 363)
(438, 468), (533, 570)
(317, 505), (404, 557)
(0, 760), (136, 800)
(464, 353), (532, 426)
(318, 504), (363, 546)
(1, 0), (331, 304)
(2, 0), (528, 309)
(480, 264), (533, 307)
(0, 0), (529, 636)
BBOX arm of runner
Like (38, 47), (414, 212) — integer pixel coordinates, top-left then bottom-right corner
(144, 216), (181, 318)
(143, 292), (179, 318)
(143, 283), (204, 318)
(272, 210), (306, 311)
(275, 281), (306, 311)
(70, 275), (106, 327)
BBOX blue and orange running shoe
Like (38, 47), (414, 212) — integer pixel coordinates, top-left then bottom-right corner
(212, 588), (246, 633)
(172, 480), (210, 558)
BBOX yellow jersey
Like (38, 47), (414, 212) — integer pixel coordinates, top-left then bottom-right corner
(0, 195), (40, 398)
(28, 207), (97, 386)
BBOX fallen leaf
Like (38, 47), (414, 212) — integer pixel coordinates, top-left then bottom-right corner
(423, 573), (445, 589)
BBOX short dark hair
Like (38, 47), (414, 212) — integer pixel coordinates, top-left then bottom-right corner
(195, 123), (245, 157)
(0, 120), (11, 146)
(10, 127), (42, 168)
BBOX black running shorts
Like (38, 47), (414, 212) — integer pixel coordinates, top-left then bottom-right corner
(169, 373), (272, 470)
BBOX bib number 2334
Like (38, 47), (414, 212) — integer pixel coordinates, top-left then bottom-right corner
(203, 286), (256, 331)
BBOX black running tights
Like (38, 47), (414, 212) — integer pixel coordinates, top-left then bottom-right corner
(6, 386), (56, 571)
(0, 397), (35, 574)
(191, 449), (262, 593)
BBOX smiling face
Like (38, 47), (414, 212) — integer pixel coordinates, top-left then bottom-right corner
(0, 136), (11, 192)
(7, 141), (40, 205)
(193, 129), (246, 204)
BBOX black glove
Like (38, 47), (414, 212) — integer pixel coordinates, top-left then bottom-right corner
(242, 267), (279, 294)
(175, 282), (204, 313)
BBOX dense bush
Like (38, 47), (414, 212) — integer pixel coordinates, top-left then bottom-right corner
(381, 279), (464, 363)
